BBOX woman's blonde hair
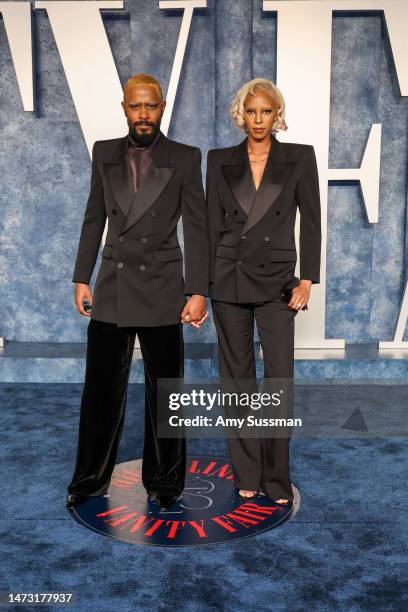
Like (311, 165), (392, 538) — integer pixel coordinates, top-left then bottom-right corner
(230, 77), (287, 133)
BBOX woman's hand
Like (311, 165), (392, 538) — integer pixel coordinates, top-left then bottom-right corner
(288, 279), (312, 311)
(180, 295), (208, 327)
(74, 283), (93, 316)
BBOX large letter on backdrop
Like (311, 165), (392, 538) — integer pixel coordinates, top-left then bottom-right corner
(264, 0), (408, 348)
(35, 1), (126, 154)
(0, 1), (33, 111)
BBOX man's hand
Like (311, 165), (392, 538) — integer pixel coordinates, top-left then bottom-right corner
(74, 283), (93, 317)
(288, 279), (312, 311)
(180, 295), (208, 327)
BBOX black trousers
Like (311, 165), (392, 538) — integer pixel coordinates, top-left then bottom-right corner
(211, 299), (297, 501)
(67, 318), (185, 497)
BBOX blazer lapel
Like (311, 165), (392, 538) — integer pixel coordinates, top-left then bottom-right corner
(103, 132), (176, 234)
(121, 132), (175, 234)
(243, 136), (295, 235)
(220, 139), (255, 216)
(103, 136), (134, 218)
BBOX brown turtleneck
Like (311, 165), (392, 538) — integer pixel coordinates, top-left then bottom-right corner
(127, 129), (161, 193)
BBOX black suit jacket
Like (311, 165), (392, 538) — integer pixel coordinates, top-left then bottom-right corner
(73, 131), (209, 326)
(206, 134), (321, 303)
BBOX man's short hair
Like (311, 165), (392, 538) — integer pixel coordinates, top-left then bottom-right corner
(230, 78), (287, 133)
(123, 73), (164, 100)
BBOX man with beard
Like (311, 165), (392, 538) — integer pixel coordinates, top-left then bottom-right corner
(66, 73), (209, 511)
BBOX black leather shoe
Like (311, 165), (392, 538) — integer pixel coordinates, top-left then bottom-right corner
(66, 494), (87, 510)
(156, 493), (180, 510)
(146, 490), (158, 501)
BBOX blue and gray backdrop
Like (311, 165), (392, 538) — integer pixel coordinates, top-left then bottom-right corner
(0, 1), (407, 344)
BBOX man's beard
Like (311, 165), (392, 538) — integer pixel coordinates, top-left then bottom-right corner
(129, 121), (160, 146)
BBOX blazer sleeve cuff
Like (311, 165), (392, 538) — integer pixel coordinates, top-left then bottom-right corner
(184, 289), (209, 298)
(72, 274), (91, 284)
(300, 273), (320, 284)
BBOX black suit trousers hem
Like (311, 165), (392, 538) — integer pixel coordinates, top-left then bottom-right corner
(67, 318), (185, 498)
(211, 299), (297, 502)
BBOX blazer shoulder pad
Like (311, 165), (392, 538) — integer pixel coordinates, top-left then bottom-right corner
(93, 136), (124, 149)
(166, 138), (200, 157)
(91, 137), (124, 160)
(207, 145), (238, 163)
(283, 141), (313, 152)
(207, 147), (224, 157)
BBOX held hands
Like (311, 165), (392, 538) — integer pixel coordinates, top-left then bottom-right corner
(74, 285), (208, 325)
(180, 295), (208, 328)
(288, 279), (312, 311)
(74, 283), (93, 317)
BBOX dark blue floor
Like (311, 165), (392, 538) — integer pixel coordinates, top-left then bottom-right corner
(1, 383), (407, 611)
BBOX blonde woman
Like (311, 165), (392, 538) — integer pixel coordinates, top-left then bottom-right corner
(206, 78), (321, 504)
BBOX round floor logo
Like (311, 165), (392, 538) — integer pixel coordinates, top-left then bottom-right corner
(71, 455), (299, 546)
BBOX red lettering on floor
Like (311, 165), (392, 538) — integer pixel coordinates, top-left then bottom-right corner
(165, 521), (186, 538)
(212, 515), (237, 533)
(96, 505), (128, 517)
(144, 520), (165, 536)
(188, 520), (207, 538)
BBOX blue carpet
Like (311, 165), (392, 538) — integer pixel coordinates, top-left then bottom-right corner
(0, 383), (407, 611)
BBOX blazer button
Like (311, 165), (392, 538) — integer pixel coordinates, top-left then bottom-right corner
(118, 236), (125, 243)
(141, 237), (148, 244)
(151, 211), (158, 217)
(117, 262), (124, 269)
(112, 209), (117, 215)
(139, 264), (146, 271)
(234, 210), (238, 215)
(241, 235), (246, 240)
(276, 211), (281, 215)
(264, 236), (270, 242)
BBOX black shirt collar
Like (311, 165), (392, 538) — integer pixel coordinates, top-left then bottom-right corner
(127, 128), (161, 151)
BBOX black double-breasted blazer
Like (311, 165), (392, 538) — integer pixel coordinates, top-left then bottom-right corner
(72, 131), (209, 327)
(206, 134), (321, 303)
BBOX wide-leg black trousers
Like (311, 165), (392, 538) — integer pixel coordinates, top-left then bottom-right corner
(211, 299), (297, 501)
(67, 318), (185, 498)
